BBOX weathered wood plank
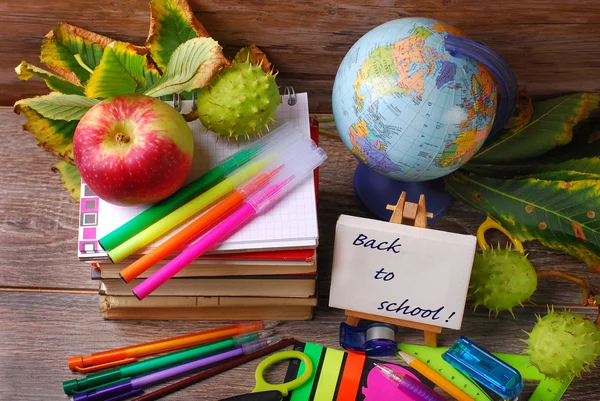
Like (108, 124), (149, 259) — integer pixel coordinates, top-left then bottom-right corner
(0, 292), (598, 400)
(2, 1), (600, 111)
(1, 110), (598, 311)
(0, 110), (91, 289)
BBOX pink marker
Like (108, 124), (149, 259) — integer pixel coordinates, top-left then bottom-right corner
(133, 144), (327, 300)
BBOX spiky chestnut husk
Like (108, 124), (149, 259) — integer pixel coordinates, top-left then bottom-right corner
(468, 247), (537, 316)
(525, 310), (600, 380)
(196, 62), (281, 140)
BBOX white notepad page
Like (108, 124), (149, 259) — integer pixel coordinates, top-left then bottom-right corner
(78, 93), (318, 261)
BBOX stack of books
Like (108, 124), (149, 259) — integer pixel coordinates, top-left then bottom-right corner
(77, 93), (320, 320)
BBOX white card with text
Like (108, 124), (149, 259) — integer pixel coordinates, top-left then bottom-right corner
(329, 214), (476, 330)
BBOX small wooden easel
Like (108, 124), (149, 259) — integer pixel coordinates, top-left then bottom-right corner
(344, 192), (442, 347)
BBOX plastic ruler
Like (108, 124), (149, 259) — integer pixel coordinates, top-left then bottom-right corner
(398, 344), (572, 401)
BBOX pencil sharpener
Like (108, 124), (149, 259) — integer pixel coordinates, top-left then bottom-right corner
(339, 322), (397, 356)
(442, 336), (524, 399)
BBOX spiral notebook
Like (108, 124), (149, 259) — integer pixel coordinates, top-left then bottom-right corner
(77, 92), (319, 261)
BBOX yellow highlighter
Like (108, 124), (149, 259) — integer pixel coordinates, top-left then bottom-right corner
(108, 157), (273, 263)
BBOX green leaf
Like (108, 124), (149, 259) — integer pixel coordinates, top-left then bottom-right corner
(51, 161), (81, 201)
(444, 172), (600, 271)
(15, 93), (99, 121)
(15, 61), (85, 95)
(140, 64), (161, 94)
(85, 42), (160, 99)
(503, 93), (533, 130)
(144, 37), (228, 97)
(14, 103), (78, 161)
(473, 93), (600, 163)
(233, 45), (274, 74)
(465, 130), (600, 180)
(146, 0), (211, 72)
(522, 171), (600, 181)
(40, 23), (114, 85)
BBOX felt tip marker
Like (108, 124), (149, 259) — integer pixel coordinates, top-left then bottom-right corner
(118, 147), (300, 283)
(72, 337), (283, 401)
(99, 122), (304, 253)
(67, 321), (279, 373)
(107, 128), (307, 264)
(125, 338), (296, 401)
(132, 144), (327, 300)
(62, 331), (272, 395)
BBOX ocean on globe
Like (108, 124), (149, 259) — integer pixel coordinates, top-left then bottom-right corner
(332, 18), (497, 182)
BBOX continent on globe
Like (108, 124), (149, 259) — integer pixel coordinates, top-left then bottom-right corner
(354, 45), (408, 111)
(332, 17), (498, 182)
(349, 120), (402, 174)
(436, 60), (457, 89)
(391, 26), (441, 102)
(439, 66), (497, 168)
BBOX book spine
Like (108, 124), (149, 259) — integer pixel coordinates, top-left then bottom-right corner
(100, 302), (314, 321)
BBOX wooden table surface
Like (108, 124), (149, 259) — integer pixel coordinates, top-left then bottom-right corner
(0, 110), (599, 400)
(2, 0), (600, 112)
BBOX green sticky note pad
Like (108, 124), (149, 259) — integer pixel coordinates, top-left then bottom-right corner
(290, 342), (323, 401)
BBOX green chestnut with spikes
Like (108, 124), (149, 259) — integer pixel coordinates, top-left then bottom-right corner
(468, 246), (537, 317)
(526, 310), (600, 380)
(196, 61), (281, 141)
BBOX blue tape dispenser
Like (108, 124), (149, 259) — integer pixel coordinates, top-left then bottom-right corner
(442, 337), (524, 399)
(339, 322), (398, 356)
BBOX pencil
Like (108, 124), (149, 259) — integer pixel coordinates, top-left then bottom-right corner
(130, 337), (295, 401)
(398, 351), (476, 401)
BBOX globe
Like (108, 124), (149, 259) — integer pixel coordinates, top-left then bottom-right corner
(332, 18), (498, 182)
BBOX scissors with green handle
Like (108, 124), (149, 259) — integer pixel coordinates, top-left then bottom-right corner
(219, 350), (313, 401)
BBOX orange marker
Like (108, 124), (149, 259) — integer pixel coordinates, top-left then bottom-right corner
(119, 167), (282, 283)
(67, 321), (280, 373)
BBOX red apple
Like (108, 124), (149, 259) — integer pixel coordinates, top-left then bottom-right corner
(73, 95), (194, 206)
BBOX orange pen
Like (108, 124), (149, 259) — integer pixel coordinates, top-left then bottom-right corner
(119, 166), (283, 283)
(67, 321), (279, 373)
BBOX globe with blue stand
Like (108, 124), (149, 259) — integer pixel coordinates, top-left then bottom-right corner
(332, 18), (517, 222)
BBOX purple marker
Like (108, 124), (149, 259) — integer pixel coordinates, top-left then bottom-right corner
(73, 336), (280, 401)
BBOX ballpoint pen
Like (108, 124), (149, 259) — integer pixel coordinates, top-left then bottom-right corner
(132, 144), (327, 299)
(374, 363), (446, 401)
(99, 122), (304, 253)
(73, 337), (283, 401)
(63, 331), (272, 395)
(67, 321), (279, 372)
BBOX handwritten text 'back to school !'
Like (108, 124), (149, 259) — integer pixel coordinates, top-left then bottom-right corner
(352, 234), (456, 324)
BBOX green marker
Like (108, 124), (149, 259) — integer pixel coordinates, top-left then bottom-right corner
(62, 331), (268, 395)
(99, 123), (301, 252)
(108, 157), (274, 263)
